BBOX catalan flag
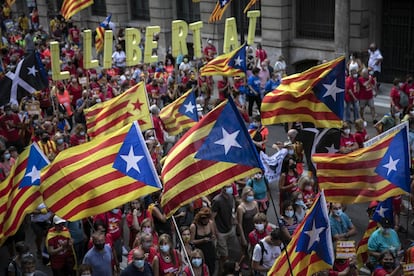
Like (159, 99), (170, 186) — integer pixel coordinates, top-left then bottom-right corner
(0, 143), (49, 244)
(243, 0), (257, 13)
(159, 89), (199, 136)
(40, 122), (162, 221)
(200, 44), (246, 77)
(312, 124), (411, 203)
(209, 0), (232, 23)
(268, 191), (334, 275)
(95, 14), (111, 53)
(356, 219), (378, 268)
(61, 0), (94, 20)
(84, 82), (152, 138)
(261, 57), (345, 128)
(372, 197), (394, 224)
(6, 0), (15, 7)
(161, 98), (263, 217)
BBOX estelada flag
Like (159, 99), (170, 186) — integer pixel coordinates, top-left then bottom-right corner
(200, 44), (246, 77)
(209, 0), (232, 23)
(85, 82), (152, 138)
(61, 0), (94, 20)
(161, 98), (263, 217)
(261, 57), (345, 128)
(40, 122), (162, 221)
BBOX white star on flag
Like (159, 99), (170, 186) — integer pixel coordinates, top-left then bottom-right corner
(6, 58), (38, 105)
(323, 79), (343, 102)
(25, 165), (41, 184)
(214, 128), (242, 155)
(376, 206), (388, 218)
(121, 146), (144, 173)
(325, 144), (338, 153)
(184, 101), (195, 114)
(304, 220), (326, 251)
(383, 156), (399, 176)
(27, 65), (38, 76)
(234, 56), (243, 66)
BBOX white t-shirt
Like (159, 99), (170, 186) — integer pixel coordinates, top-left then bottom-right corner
(368, 49), (383, 72)
(112, 50), (126, 68)
(252, 238), (283, 275)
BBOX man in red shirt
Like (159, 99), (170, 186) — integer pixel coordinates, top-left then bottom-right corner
(68, 25), (81, 46)
(358, 68), (377, 123)
(203, 39), (217, 62)
(344, 69), (360, 123)
(0, 104), (23, 152)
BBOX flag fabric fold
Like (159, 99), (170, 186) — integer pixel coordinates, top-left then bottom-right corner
(261, 56), (345, 128)
(0, 51), (49, 106)
(159, 89), (199, 136)
(161, 98), (263, 217)
(209, 0), (232, 23)
(84, 82), (152, 138)
(312, 125), (411, 203)
(243, 0), (257, 13)
(61, 0), (94, 20)
(40, 122), (162, 221)
(356, 219), (378, 268)
(200, 44), (246, 77)
(6, 0), (16, 7)
(0, 143), (49, 244)
(95, 14), (111, 53)
(268, 191), (334, 275)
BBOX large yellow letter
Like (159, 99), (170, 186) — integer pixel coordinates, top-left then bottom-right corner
(125, 28), (142, 67)
(189, 21), (203, 59)
(83, 30), (99, 69)
(247, 10), (260, 46)
(172, 20), (188, 58)
(144, 26), (160, 64)
(50, 41), (70, 81)
(102, 30), (113, 69)
(223, 17), (239, 53)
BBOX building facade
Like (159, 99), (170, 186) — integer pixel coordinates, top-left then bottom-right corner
(10, 0), (414, 81)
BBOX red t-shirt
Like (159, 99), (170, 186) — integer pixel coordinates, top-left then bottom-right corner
(67, 83), (83, 106)
(248, 225), (273, 246)
(127, 246), (157, 264)
(390, 86), (402, 109)
(217, 80), (229, 100)
(152, 116), (165, 144)
(0, 114), (21, 142)
(358, 77), (375, 100)
(70, 134), (87, 146)
(340, 134), (356, 148)
(354, 129), (368, 148)
(46, 227), (74, 270)
(345, 76), (358, 102)
(94, 211), (123, 241)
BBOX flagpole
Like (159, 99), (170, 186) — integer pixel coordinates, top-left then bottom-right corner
(171, 216), (195, 276)
(264, 179), (294, 276)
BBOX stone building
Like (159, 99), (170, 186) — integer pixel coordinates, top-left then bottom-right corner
(9, 0), (414, 81)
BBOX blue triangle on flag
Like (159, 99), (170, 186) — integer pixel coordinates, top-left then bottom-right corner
(194, 100), (261, 168)
(374, 127), (410, 192)
(178, 90), (199, 121)
(372, 197), (394, 225)
(313, 60), (345, 119)
(20, 144), (49, 189)
(113, 123), (161, 188)
(228, 46), (247, 73)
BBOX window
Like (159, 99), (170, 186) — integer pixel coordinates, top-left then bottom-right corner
(296, 0), (334, 40)
(176, 0), (200, 22)
(91, 0), (107, 16)
(231, 0), (261, 39)
(131, 0), (150, 21)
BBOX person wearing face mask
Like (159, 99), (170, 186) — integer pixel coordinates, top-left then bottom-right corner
(236, 187), (259, 269)
(297, 176), (316, 209)
(190, 207), (217, 274)
(183, 249), (210, 276)
(83, 232), (114, 276)
(247, 171), (270, 214)
(177, 226), (194, 267)
(291, 191), (307, 223)
(372, 250), (402, 276)
(128, 232), (158, 265)
(0, 149), (16, 177)
(329, 203), (357, 242)
(368, 218), (401, 269)
(122, 248), (154, 276)
(279, 157), (299, 211)
(279, 200), (298, 239)
(21, 254), (47, 276)
(78, 264), (93, 276)
(339, 122), (358, 154)
(345, 69), (360, 123)
(374, 108), (398, 134)
(38, 130), (58, 161)
(354, 118), (369, 148)
(126, 198), (150, 249)
(0, 104), (24, 152)
(252, 228), (284, 275)
(368, 43), (383, 86)
(358, 68), (377, 123)
(70, 123), (88, 146)
(53, 132), (69, 154)
(152, 234), (182, 276)
(248, 213), (273, 248)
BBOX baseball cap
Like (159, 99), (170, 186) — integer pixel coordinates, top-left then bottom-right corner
(53, 215), (66, 225)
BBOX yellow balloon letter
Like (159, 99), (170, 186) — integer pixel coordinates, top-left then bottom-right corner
(223, 17), (239, 54)
(102, 30), (113, 69)
(83, 30), (99, 69)
(189, 21), (203, 59)
(172, 20), (188, 58)
(125, 28), (142, 67)
(247, 10), (260, 46)
(144, 26), (160, 64)
(50, 41), (70, 81)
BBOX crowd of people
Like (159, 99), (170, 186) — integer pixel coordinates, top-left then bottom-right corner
(0, 4), (414, 276)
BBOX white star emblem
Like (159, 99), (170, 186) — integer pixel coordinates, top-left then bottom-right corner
(214, 128), (242, 155)
(27, 65), (38, 76)
(376, 206), (388, 218)
(184, 101), (195, 114)
(382, 156), (399, 176)
(221, 0), (228, 6)
(6, 58), (39, 105)
(25, 165), (41, 184)
(304, 220), (326, 251)
(120, 146), (144, 173)
(323, 79), (343, 102)
(234, 55), (243, 66)
(325, 144), (338, 153)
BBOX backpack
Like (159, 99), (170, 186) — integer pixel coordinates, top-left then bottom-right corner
(253, 241), (268, 275)
(399, 90), (409, 107)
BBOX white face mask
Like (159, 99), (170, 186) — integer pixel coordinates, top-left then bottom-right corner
(255, 223), (264, 231)
(395, 112), (401, 117)
(363, 121), (367, 128)
(288, 149), (294, 155)
(343, 129), (351, 135)
(285, 210), (294, 218)
(225, 187), (233, 195)
(352, 74), (358, 78)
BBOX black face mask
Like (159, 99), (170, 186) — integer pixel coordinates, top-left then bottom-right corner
(383, 262), (394, 269)
(94, 243), (105, 250)
(290, 164), (296, 170)
(42, 137), (49, 142)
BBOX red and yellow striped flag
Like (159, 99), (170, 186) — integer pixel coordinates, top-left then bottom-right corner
(243, 0), (257, 13)
(6, 0), (16, 7)
(312, 125), (410, 203)
(85, 82), (152, 138)
(200, 44), (246, 77)
(159, 89), (198, 136)
(209, 0), (232, 23)
(40, 122), (162, 221)
(95, 26), (104, 53)
(261, 57), (345, 128)
(61, 0), (94, 20)
(356, 219), (378, 268)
